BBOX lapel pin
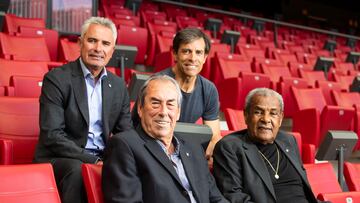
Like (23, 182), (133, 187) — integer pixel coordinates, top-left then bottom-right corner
(108, 83), (112, 88)
(286, 149), (289, 152)
(186, 152), (189, 157)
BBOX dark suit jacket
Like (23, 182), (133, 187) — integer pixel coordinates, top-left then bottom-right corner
(102, 127), (229, 203)
(34, 59), (132, 163)
(213, 130), (319, 203)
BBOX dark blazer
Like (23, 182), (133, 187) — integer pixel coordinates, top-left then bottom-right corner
(102, 127), (229, 203)
(34, 59), (132, 163)
(213, 130), (319, 203)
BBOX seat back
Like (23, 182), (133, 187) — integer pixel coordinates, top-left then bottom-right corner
(0, 164), (61, 203)
(291, 87), (327, 113)
(299, 70), (327, 87)
(4, 14), (45, 35)
(0, 59), (48, 87)
(82, 164), (104, 203)
(117, 25), (148, 64)
(18, 26), (59, 61)
(315, 80), (343, 105)
(223, 108), (246, 131)
(58, 38), (80, 62)
(304, 163), (342, 197)
(0, 33), (50, 61)
(344, 162), (360, 192)
(0, 97), (39, 164)
(332, 91), (360, 108)
(6, 75), (43, 97)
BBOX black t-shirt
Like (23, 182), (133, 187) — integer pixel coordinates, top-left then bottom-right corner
(257, 143), (311, 203)
(131, 68), (219, 126)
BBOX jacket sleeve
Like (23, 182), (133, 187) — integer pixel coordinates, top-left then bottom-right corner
(102, 131), (143, 203)
(213, 140), (255, 203)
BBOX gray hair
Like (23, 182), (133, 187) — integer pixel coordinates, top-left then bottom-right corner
(244, 88), (284, 114)
(80, 17), (117, 43)
(172, 28), (211, 54)
(138, 75), (182, 109)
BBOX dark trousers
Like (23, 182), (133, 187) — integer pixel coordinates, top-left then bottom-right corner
(51, 158), (87, 203)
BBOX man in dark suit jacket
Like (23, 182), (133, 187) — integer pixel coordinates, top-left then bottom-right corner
(213, 88), (326, 203)
(34, 17), (132, 203)
(102, 75), (228, 203)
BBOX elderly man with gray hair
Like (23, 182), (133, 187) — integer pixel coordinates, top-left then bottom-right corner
(213, 88), (328, 203)
(34, 17), (132, 203)
(102, 75), (228, 203)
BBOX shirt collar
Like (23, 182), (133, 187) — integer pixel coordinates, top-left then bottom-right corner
(156, 136), (181, 156)
(79, 58), (108, 80)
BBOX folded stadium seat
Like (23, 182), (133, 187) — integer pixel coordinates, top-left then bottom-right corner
(252, 57), (283, 73)
(0, 60), (48, 96)
(163, 6), (188, 21)
(248, 35), (271, 47)
(315, 80), (343, 105)
(222, 16), (243, 29)
(201, 43), (231, 80)
(102, 5), (132, 18)
(287, 62), (313, 78)
(234, 27), (258, 40)
(331, 91), (360, 150)
(291, 87), (354, 147)
(211, 52), (252, 86)
(138, 1), (159, 13)
(344, 162), (360, 191)
(193, 11), (216, 25)
(303, 163), (342, 198)
(294, 51), (317, 64)
(289, 132), (315, 164)
(333, 74), (356, 91)
(315, 49), (332, 57)
(0, 32), (50, 61)
(145, 20), (177, 66)
(260, 64), (292, 88)
(140, 10), (167, 27)
(4, 14), (45, 35)
(334, 61), (355, 73)
(0, 164), (61, 202)
(218, 72), (271, 111)
(112, 14), (140, 27)
(237, 44), (266, 60)
(327, 67), (349, 82)
(153, 31), (176, 72)
(18, 27), (59, 61)
(284, 45), (305, 53)
(273, 52), (298, 65)
(223, 108), (246, 131)
(317, 192), (360, 203)
(0, 97), (39, 164)
(5, 75), (43, 97)
(175, 16), (200, 29)
(299, 69), (328, 87)
(111, 17), (137, 27)
(82, 164), (104, 203)
(0, 139), (12, 165)
(277, 77), (309, 118)
(117, 25), (148, 65)
(58, 38), (80, 62)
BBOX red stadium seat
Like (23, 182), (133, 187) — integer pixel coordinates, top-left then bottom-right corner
(277, 77), (309, 118)
(5, 75), (43, 97)
(0, 59), (48, 96)
(288, 132), (315, 164)
(218, 72), (271, 111)
(82, 164), (104, 203)
(223, 108), (246, 131)
(18, 26), (59, 61)
(304, 163), (342, 198)
(291, 87), (354, 147)
(344, 162), (360, 192)
(317, 192), (360, 203)
(212, 53), (252, 86)
(0, 97), (39, 164)
(117, 25), (148, 64)
(58, 38), (80, 62)
(201, 43), (231, 80)
(0, 164), (61, 202)
(0, 32), (50, 61)
(299, 70), (328, 87)
(4, 14), (45, 35)
(315, 80), (343, 105)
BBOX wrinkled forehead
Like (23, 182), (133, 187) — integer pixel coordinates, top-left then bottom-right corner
(250, 95), (281, 111)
